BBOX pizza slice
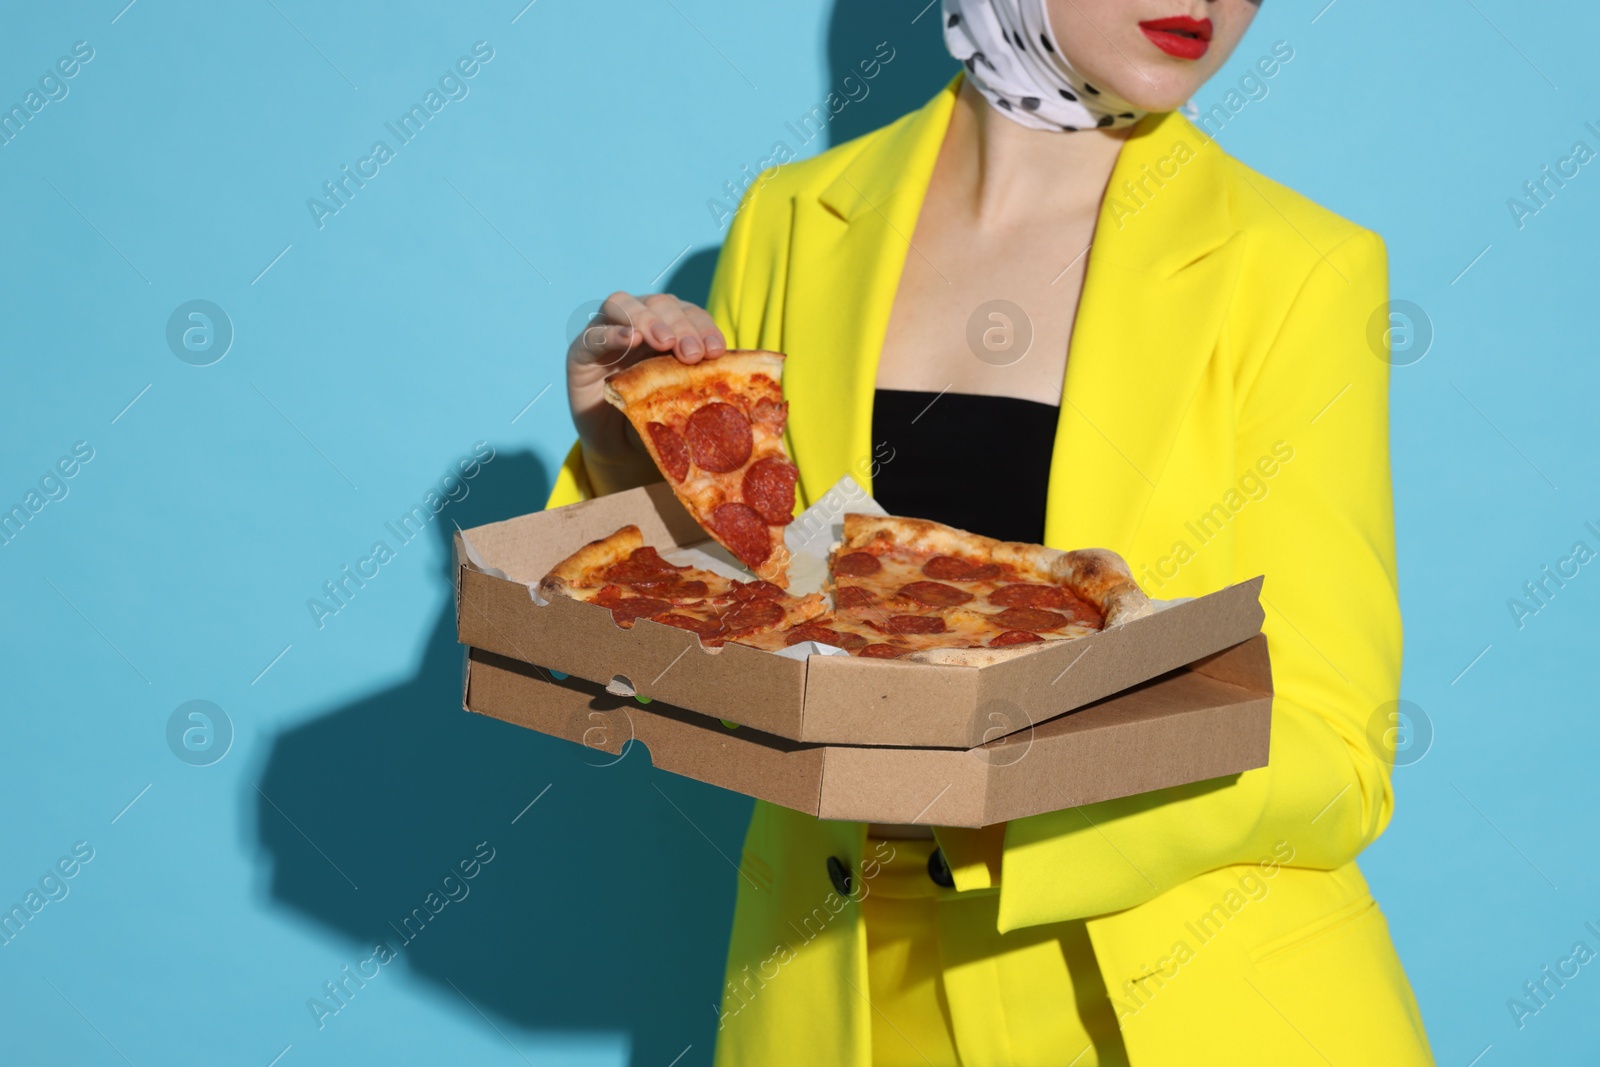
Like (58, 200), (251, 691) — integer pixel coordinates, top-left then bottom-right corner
(828, 514), (1152, 661)
(729, 613), (927, 660)
(738, 514), (1151, 663)
(604, 351), (798, 586)
(538, 525), (825, 646)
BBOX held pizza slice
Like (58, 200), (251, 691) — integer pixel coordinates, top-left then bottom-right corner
(814, 514), (1152, 663)
(538, 525), (825, 646)
(604, 351), (798, 586)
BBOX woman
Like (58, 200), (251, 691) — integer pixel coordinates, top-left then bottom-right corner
(551, 0), (1433, 1063)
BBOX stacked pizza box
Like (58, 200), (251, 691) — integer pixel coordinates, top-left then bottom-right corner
(454, 355), (1272, 827)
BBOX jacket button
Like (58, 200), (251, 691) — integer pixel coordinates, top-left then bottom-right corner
(928, 847), (955, 888)
(826, 855), (853, 896)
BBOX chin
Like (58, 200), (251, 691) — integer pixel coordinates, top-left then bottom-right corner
(1103, 76), (1203, 115)
(1124, 90), (1195, 113)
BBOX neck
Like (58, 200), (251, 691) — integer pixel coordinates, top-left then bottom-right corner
(945, 78), (1134, 223)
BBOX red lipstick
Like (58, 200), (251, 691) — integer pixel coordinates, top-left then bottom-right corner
(1138, 16), (1212, 60)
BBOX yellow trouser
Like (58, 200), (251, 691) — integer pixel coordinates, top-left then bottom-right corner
(863, 837), (1129, 1067)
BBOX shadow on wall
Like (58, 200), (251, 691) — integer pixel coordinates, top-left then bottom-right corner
(824, 0), (957, 147)
(663, 245), (720, 308)
(665, 1), (954, 310)
(251, 449), (753, 1066)
(697, 2), (955, 266)
(249, 9), (955, 1065)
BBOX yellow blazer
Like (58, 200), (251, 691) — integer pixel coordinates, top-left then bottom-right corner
(548, 78), (1434, 1066)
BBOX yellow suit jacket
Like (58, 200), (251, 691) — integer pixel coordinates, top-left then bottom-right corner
(548, 79), (1434, 1066)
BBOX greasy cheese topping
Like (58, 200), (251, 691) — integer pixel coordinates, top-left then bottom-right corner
(826, 545), (1103, 657)
(565, 544), (824, 646)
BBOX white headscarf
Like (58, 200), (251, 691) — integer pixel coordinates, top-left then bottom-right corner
(942, 0), (1147, 132)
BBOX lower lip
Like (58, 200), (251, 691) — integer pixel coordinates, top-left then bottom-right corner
(1139, 26), (1209, 60)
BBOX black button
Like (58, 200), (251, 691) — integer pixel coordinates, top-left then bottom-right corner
(928, 847), (955, 888)
(827, 855), (852, 896)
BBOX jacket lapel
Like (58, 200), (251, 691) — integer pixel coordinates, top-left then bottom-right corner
(781, 81), (959, 508)
(781, 81), (1240, 553)
(1044, 114), (1242, 554)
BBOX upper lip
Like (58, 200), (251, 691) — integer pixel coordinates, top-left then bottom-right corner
(1137, 16), (1214, 41)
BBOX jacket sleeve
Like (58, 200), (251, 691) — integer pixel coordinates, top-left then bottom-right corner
(937, 231), (1403, 934)
(543, 177), (768, 512)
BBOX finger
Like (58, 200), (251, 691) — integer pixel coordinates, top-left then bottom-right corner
(643, 293), (703, 362)
(600, 291), (672, 350)
(572, 322), (639, 366)
(681, 303), (727, 357)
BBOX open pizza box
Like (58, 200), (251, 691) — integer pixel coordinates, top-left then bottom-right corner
(461, 636), (1272, 827)
(454, 475), (1270, 750)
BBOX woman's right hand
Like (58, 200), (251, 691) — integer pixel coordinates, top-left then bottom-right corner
(567, 291), (727, 496)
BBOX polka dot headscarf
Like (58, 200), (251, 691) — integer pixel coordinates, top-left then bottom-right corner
(943, 0), (1146, 132)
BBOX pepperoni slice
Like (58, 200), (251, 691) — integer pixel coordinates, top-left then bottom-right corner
(646, 422), (691, 482)
(899, 581), (974, 608)
(988, 583), (1074, 610)
(922, 556), (1002, 582)
(720, 597), (785, 634)
(628, 577), (709, 600)
(783, 623), (837, 645)
(742, 456), (798, 525)
(600, 546), (683, 583)
(886, 614), (947, 635)
(602, 596), (672, 624)
(990, 630), (1045, 647)
(632, 546), (681, 570)
(730, 579), (785, 601)
(783, 624), (869, 650)
(1067, 601), (1106, 629)
(858, 643), (909, 659)
(686, 402), (753, 473)
(653, 613), (726, 639)
(711, 503), (773, 568)
(921, 556), (969, 580)
(833, 551), (881, 576)
(835, 585), (875, 609)
(751, 397), (788, 432)
(992, 607), (1069, 632)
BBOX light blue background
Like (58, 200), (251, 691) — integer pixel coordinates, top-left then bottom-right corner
(1, 1), (1595, 1064)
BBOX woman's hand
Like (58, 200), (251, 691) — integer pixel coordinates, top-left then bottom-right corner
(567, 291), (727, 496)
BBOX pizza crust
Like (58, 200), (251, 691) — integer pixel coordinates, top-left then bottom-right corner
(900, 644), (1046, 666)
(1049, 548), (1154, 627)
(603, 349), (784, 409)
(537, 525), (643, 600)
(839, 514), (1008, 565)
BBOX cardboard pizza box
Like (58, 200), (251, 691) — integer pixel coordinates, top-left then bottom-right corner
(459, 634), (1274, 827)
(454, 478), (1268, 749)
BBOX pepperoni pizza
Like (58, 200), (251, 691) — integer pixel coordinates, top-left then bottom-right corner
(538, 525), (827, 646)
(540, 517), (1150, 662)
(798, 514), (1152, 664)
(604, 352), (798, 586)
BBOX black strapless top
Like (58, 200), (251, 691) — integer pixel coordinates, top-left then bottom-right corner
(870, 389), (1059, 545)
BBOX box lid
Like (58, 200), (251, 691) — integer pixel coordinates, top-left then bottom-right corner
(461, 635), (1273, 828)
